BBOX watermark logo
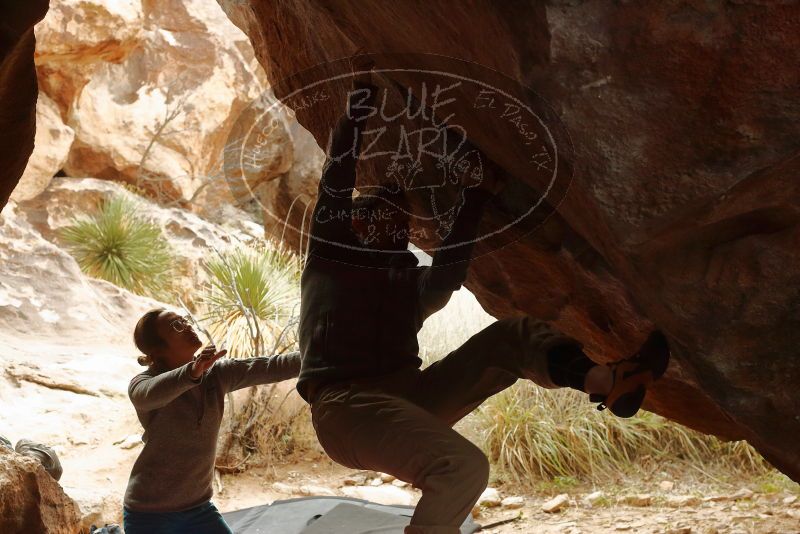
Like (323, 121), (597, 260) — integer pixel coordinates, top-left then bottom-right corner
(224, 53), (572, 267)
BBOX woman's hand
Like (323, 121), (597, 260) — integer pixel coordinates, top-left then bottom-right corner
(190, 344), (227, 379)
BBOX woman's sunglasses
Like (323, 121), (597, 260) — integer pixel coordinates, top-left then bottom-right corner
(170, 316), (192, 333)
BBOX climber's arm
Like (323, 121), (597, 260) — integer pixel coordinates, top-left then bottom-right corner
(417, 186), (494, 321)
(307, 80), (378, 255)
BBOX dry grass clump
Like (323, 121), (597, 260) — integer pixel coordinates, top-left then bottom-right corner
(472, 381), (771, 488)
(420, 289), (776, 488)
(216, 381), (317, 472)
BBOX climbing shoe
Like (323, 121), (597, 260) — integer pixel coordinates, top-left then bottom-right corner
(590, 330), (670, 418)
(15, 439), (63, 481)
(0, 435), (12, 451)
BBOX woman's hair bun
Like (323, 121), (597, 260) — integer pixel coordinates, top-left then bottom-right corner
(137, 354), (153, 366)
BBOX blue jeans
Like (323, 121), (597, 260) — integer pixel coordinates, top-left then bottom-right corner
(123, 501), (232, 534)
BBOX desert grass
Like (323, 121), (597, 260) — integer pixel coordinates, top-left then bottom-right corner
(216, 380), (316, 472)
(472, 383), (772, 489)
(418, 289), (779, 488)
(200, 241), (309, 469)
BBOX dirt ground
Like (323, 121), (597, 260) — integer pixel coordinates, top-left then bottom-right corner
(213, 453), (800, 534)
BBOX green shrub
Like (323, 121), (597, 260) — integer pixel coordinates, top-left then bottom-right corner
(198, 242), (301, 358)
(59, 195), (174, 300)
(203, 243), (306, 468)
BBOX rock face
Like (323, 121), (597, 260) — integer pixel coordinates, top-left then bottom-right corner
(0, 2), (49, 207)
(17, 177), (264, 303)
(0, 198), (163, 347)
(0, 448), (83, 534)
(217, 1), (800, 480)
(10, 93), (75, 202)
(34, 0), (266, 205)
(222, 95), (325, 252)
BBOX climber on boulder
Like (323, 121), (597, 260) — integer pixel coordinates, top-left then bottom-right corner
(297, 56), (670, 534)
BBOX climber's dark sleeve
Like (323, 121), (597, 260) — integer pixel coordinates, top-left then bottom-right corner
(417, 187), (493, 321)
(307, 81), (378, 255)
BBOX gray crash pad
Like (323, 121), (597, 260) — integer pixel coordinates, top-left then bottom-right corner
(222, 496), (481, 534)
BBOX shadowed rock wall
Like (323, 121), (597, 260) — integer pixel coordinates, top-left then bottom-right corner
(216, 0), (800, 481)
(0, 2), (49, 206)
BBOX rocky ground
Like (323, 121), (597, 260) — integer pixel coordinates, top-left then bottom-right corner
(212, 456), (800, 534)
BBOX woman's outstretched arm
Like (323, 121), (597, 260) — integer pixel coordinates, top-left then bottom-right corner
(128, 363), (201, 413)
(214, 351), (302, 393)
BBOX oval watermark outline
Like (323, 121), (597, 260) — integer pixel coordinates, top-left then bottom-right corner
(232, 57), (570, 256)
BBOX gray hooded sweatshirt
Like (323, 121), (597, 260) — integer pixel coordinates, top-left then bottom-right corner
(123, 353), (301, 512)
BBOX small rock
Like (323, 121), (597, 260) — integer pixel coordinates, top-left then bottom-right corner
(554, 521), (578, 533)
(659, 480), (675, 491)
(342, 472), (368, 486)
(477, 487), (502, 507)
(501, 496), (524, 509)
(379, 472), (396, 483)
(370, 477), (383, 486)
(116, 435), (142, 449)
(619, 494), (652, 507)
(340, 485), (414, 506)
(67, 436), (90, 446)
(665, 528), (691, 534)
(782, 495), (797, 505)
(392, 479), (409, 488)
(729, 488), (754, 501)
(665, 495), (701, 507)
(271, 482), (297, 494)
(542, 494), (570, 513)
(299, 485), (336, 496)
(584, 491), (605, 506)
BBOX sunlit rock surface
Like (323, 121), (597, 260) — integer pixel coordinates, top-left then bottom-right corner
(17, 177), (264, 302)
(10, 93), (75, 203)
(0, 2), (49, 206)
(34, 0), (265, 204)
(0, 448), (83, 534)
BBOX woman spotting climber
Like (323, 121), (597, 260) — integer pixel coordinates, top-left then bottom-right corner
(122, 308), (301, 534)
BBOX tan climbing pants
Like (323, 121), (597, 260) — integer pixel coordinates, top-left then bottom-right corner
(309, 317), (579, 534)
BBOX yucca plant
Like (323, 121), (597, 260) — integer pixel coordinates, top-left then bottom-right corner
(203, 242), (306, 469)
(59, 195), (174, 300)
(198, 242), (301, 358)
